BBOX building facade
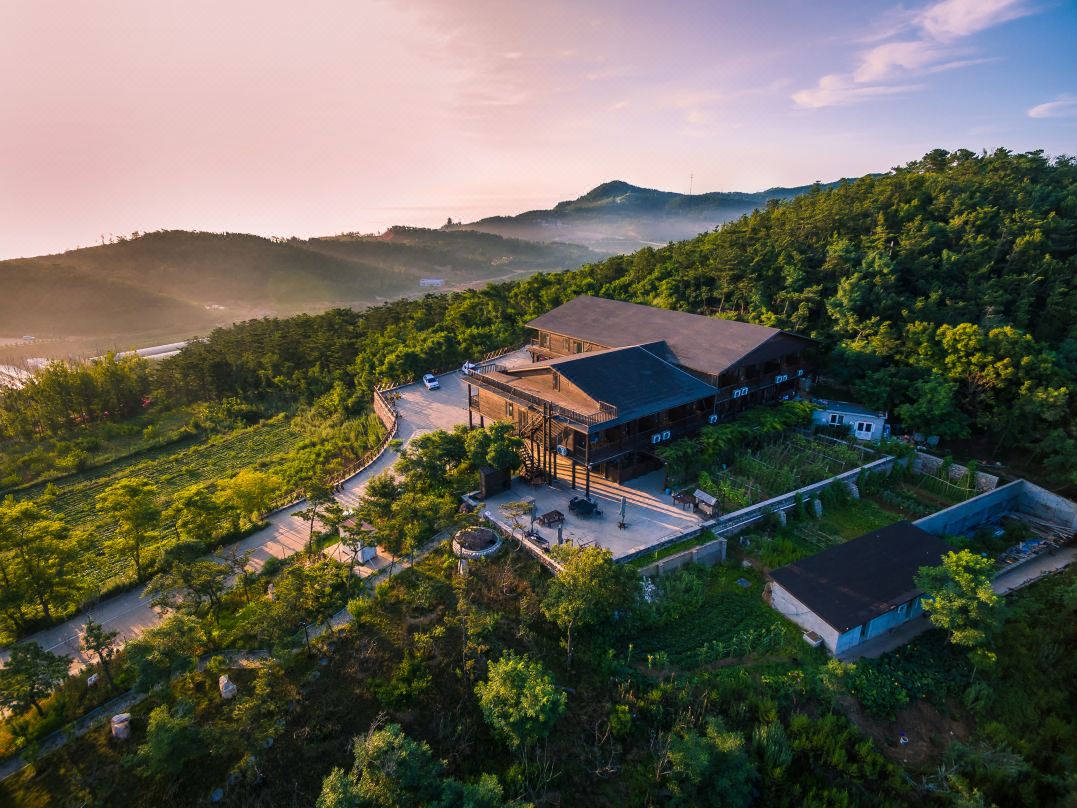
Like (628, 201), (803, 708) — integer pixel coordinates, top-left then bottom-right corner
(465, 295), (815, 495)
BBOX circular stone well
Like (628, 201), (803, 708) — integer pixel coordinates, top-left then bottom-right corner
(452, 526), (502, 560)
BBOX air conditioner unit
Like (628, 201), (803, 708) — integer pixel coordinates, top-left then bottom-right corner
(708, 414), (718, 424)
(556, 445), (569, 456)
(661, 430), (671, 441)
(651, 433), (662, 445)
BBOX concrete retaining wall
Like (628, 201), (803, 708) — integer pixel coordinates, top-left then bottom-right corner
(914, 478), (1077, 537)
(915, 481), (1023, 536)
(635, 532), (727, 577)
(1015, 480), (1077, 531)
(914, 452), (999, 492)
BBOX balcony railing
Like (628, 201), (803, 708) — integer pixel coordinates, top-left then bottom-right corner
(467, 364), (617, 427)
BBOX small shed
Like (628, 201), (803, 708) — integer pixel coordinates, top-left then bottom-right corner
(812, 399), (888, 442)
(694, 489), (719, 518)
(769, 521), (950, 656)
(478, 466), (511, 499)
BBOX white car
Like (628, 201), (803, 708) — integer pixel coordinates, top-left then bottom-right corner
(422, 373), (440, 390)
(461, 361), (477, 375)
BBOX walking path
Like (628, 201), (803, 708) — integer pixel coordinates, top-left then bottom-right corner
(0, 526), (448, 783)
(2, 356), (529, 670)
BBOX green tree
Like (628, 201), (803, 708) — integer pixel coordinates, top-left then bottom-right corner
(146, 558), (231, 624)
(215, 469), (280, 533)
(80, 616), (119, 690)
(316, 720), (443, 808)
(0, 642), (70, 717)
(96, 477), (161, 580)
(465, 422), (523, 474)
(124, 614), (206, 689)
(916, 550), (1001, 663)
(135, 703), (206, 779)
(661, 718), (756, 807)
(893, 376), (970, 438)
(0, 496), (75, 622)
(475, 651), (566, 751)
(541, 545), (639, 668)
(165, 484), (222, 545)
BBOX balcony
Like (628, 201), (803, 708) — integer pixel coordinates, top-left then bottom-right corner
(467, 363), (618, 428)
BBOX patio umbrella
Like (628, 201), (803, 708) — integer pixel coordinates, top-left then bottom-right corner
(618, 496), (627, 529)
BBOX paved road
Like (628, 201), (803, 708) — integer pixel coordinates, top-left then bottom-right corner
(2, 357), (526, 670)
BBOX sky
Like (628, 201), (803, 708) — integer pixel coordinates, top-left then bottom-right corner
(1, 0), (1075, 259)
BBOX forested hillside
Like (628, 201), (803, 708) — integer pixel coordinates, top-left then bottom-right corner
(444, 178), (843, 252)
(2, 148), (1076, 808)
(156, 148), (1077, 486)
(0, 228), (597, 355)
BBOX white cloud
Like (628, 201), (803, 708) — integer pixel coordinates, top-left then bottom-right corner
(917, 0), (1033, 42)
(794, 0), (1035, 108)
(1028, 94), (1077, 119)
(793, 74), (921, 108)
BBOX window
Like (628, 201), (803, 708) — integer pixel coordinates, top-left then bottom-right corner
(856, 421), (874, 436)
(562, 336), (571, 351)
(539, 332), (549, 348)
(829, 413), (845, 426)
(505, 401), (514, 418)
(897, 602), (909, 618)
(574, 340), (583, 354)
(552, 373), (559, 391)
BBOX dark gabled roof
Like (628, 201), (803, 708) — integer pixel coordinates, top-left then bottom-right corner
(526, 343), (717, 426)
(769, 521), (951, 632)
(526, 295), (813, 376)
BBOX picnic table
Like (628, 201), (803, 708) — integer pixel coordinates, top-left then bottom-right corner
(537, 509), (565, 527)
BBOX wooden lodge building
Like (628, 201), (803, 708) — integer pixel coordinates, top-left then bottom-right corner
(465, 295), (815, 496)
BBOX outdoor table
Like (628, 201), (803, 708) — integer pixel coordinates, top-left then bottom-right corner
(672, 492), (696, 510)
(537, 509), (565, 527)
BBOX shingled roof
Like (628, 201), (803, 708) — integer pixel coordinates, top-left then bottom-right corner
(526, 295), (813, 376)
(532, 343), (718, 426)
(769, 521), (951, 632)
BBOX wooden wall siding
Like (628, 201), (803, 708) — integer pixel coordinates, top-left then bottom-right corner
(474, 387), (513, 424)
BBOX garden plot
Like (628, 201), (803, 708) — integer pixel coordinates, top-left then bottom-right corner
(699, 434), (871, 513)
(629, 566), (800, 671)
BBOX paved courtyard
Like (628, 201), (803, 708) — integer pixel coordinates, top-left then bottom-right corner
(480, 457), (703, 560)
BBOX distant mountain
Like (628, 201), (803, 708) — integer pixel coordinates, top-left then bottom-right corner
(0, 228), (599, 357)
(443, 179), (846, 251)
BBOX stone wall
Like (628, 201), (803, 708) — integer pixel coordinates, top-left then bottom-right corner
(914, 452), (999, 493)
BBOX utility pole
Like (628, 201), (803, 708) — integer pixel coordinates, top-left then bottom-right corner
(689, 173), (694, 195)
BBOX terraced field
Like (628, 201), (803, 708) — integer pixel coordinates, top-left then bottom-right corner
(19, 416), (302, 589)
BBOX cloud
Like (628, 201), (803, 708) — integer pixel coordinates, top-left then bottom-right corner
(794, 0), (1034, 108)
(1028, 94), (1077, 119)
(793, 74), (922, 108)
(917, 0), (1033, 41)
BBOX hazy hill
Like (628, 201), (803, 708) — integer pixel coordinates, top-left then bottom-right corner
(0, 228), (598, 356)
(443, 179), (844, 251)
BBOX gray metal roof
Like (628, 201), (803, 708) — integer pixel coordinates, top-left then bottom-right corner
(527, 295), (813, 376)
(770, 521), (950, 632)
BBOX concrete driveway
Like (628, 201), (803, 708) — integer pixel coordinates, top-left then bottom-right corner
(3, 352), (529, 669)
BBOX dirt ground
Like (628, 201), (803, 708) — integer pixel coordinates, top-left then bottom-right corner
(839, 695), (973, 770)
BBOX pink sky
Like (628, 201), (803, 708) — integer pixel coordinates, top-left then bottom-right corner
(1, 0), (1073, 259)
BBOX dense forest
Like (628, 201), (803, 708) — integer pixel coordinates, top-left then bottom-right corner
(1, 149), (1075, 807)
(157, 147), (1077, 486)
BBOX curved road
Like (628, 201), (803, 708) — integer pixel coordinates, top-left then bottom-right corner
(3, 356), (527, 669)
